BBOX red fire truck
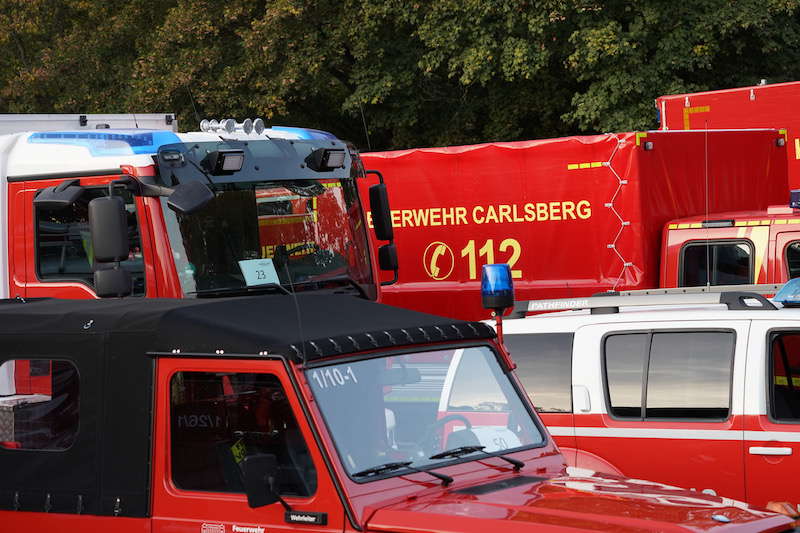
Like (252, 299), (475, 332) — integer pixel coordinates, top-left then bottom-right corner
(0, 290), (795, 532)
(655, 81), (800, 188)
(360, 129), (789, 321)
(0, 114), (397, 302)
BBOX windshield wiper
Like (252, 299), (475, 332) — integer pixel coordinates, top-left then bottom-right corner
(190, 283), (291, 298)
(429, 445), (524, 472)
(292, 276), (367, 298)
(352, 461), (453, 486)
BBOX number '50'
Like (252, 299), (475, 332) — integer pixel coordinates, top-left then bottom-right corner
(461, 239), (522, 280)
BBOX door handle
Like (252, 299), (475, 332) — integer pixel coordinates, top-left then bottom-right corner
(748, 446), (793, 456)
(572, 385), (591, 413)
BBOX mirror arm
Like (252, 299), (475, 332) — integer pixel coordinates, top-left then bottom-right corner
(126, 175), (175, 198)
(365, 169), (384, 184)
(381, 271), (398, 286)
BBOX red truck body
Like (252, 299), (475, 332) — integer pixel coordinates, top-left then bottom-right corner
(361, 130), (789, 321)
(656, 81), (800, 188)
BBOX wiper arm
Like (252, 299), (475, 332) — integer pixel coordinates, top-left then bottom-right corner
(190, 283), (290, 298)
(352, 461), (453, 486)
(430, 445), (524, 472)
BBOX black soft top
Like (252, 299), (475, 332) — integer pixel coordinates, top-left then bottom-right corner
(0, 293), (494, 361)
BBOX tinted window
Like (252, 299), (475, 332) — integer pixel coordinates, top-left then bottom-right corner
(786, 242), (800, 280)
(0, 359), (79, 450)
(646, 332), (733, 418)
(682, 242), (752, 286)
(604, 331), (734, 420)
(170, 372), (316, 496)
(36, 188), (145, 295)
(769, 332), (800, 421)
(505, 333), (573, 413)
(605, 334), (648, 418)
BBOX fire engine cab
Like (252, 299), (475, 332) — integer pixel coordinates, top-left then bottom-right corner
(0, 292), (794, 532)
(0, 113), (397, 302)
(503, 280), (800, 514)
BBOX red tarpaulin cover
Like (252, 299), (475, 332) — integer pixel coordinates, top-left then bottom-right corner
(361, 130), (788, 320)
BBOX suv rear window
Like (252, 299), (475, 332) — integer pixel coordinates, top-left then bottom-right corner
(504, 333), (573, 413)
(604, 331), (734, 420)
(769, 331), (800, 421)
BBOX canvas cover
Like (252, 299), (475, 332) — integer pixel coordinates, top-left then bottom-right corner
(361, 130), (789, 320)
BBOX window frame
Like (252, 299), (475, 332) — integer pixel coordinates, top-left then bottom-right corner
(766, 328), (800, 425)
(678, 239), (754, 287)
(166, 368), (320, 498)
(784, 240), (800, 281)
(0, 357), (81, 452)
(602, 328), (737, 423)
(33, 185), (147, 295)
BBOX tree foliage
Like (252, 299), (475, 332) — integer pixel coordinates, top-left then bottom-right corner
(2, 0), (800, 150)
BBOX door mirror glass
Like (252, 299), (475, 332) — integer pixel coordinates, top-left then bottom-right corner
(369, 183), (393, 241)
(88, 196), (129, 263)
(378, 243), (398, 272)
(94, 264), (132, 298)
(242, 453), (281, 508)
(167, 181), (215, 215)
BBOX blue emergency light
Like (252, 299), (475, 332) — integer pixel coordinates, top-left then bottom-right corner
(774, 278), (800, 307)
(28, 130), (181, 157)
(481, 264), (514, 312)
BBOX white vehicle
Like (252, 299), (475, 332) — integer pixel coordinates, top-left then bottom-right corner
(501, 282), (800, 514)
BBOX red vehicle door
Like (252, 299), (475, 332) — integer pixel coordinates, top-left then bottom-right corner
(151, 357), (345, 533)
(744, 322), (800, 509)
(9, 176), (157, 299)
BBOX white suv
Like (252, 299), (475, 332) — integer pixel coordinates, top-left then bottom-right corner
(501, 284), (800, 513)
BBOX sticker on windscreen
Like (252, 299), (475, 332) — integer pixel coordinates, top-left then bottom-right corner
(238, 258), (280, 286)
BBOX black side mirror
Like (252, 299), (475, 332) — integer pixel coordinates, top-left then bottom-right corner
(89, 196), (129, 262)
(94, 264), (132, 298)
(167, 181), (215, 215)
(369, 183), (393, 242)
(378, 243), (398, 272)
(33, 180), (84, 209)
(242, 454), (281, 509)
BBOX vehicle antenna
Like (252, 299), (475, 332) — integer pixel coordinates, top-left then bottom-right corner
(358, 101), (372, 151)
(282, 260), (307, 366)
(132, 113), (140, 129)
(185, 85), (201, 124)
(704, 121), (710, 288)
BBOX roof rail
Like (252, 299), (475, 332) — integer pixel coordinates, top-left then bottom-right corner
(512, 284), (782, 318)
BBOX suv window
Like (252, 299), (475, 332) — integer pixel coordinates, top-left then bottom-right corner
(505, 333), (573, 413)
(681, 241), (752, 286)
(0, 359), (79, 450)
(604, 331), (734, 420)
(170, 371), (316, 496)
(36, 188), (145, 295)
(769, 332), (800, 421)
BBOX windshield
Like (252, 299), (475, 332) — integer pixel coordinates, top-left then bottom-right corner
(162, 178), (374, 296)
(307, 346), (544, 478)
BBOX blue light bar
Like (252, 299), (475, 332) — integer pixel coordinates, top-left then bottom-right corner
(28, 130), (181, 157)
(269, 126), (338, 140)
(774, 278), (800, 307)
(481, 264), (514, 311)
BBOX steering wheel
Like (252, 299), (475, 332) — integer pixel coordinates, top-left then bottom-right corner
(417, 414), (472, 457)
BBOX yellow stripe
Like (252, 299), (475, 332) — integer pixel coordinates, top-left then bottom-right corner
(567, 161), (604, 170)
(790, 219), (800, 224)
(591, 161), (603, 168)
(747, 220), (761, 226)
(567, 164), (580, 170)
(775, 219), (788, 225)
(258, 214), (314, 226)
(751, 225), (769, 283)
(635, 132), (648, 146)
(683, 105), (711, 130)
(677, 223), (691, 229)
(735, 221), (748, 227)
(690, 223), (702, 229)
(668, 224), (678, 230)
(761, 220), (771, 225)
(322, 182), (341, 189)
(795, 138), (800, 160)
(776, 376), (800, 386)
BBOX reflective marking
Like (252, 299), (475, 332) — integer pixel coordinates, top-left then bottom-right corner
(796, 138), (800, 160)
(749, 446), (792, 456)
(635, 132), (648, 146)
(744, 431), (800, 443)
(683, 105), (711, 129)
(567, 161), (604, 170)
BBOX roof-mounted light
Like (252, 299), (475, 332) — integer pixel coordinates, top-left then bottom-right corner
(305, 147), (346, 171)
(774, 279), (800, 307)
(203, 149), (245, 174)
(481, 264), (514, 312)
(199, 117), (266, 135)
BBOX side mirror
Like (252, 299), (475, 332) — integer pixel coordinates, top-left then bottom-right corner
(378, 243), (398, 272)
(242, 454), (281, 509)
(94, 265), (132, 298)
(89, 196), (129, 262)
(167, 181), (214, 215)
(369, 183), (393, 241)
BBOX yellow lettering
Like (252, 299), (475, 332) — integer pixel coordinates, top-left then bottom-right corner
(456, 207), (468, 225)
(577, 200), (592, 219)
(498, 204), (512, 223)
(524, 203), (536, 221)
(562, 201), (576, 220)
(485, 205), (499, 224)
(401, 210), (413, 228)
(472, 205), (485, 224)
(430, 208), (441, 226)
(549, 201), (561, 221)
(366, 211), (374, 229)
(411, 209), (428, 226)
(391, 210), (401, 227)
(442, 208), (455, 226)
(536, 203), (549, 221)
(512, 204), (525, 223)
